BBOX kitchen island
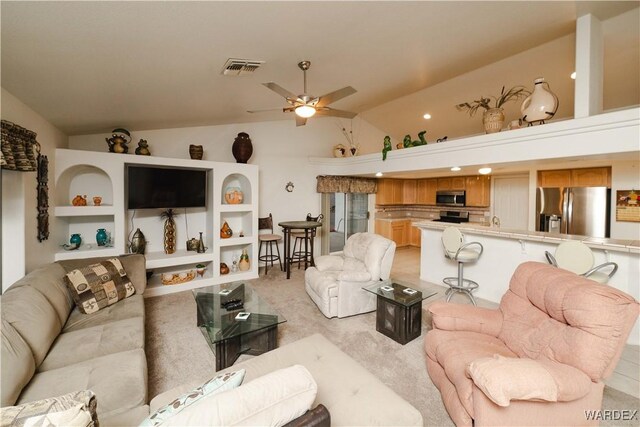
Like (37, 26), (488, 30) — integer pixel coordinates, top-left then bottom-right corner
(415, 220), (640, 345)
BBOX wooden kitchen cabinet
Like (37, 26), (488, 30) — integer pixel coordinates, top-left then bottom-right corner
(538, 170), (572, 187)
(437, 177), (465, 191)
(376, 179), (403, 205)
(375, 219), (409, 247)
(465, 175), (491, 207)
(402, 180), (417, 205)
(409, 224), (421, 247)
(571, 167), (611, 187)
(416, 179), (437, 204)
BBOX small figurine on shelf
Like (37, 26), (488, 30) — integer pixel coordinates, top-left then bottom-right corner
(382, 136), (392, 161)
(239, 248), (250, 271)
(135, 139), (151, 156)
(196, 264), (206, 277)
(105, 128), (131, 154)
(186, 237), (199, 251)
(72, 195), (87, 206)
(92, 196), (102, 206)
(220, 263), (230, 275)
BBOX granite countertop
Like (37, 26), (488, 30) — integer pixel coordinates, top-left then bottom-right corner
(413, 220), (640, 254)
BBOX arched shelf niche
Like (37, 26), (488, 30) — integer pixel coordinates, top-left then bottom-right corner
(221, 173), (252, 205)
(56, 165), (113, 207)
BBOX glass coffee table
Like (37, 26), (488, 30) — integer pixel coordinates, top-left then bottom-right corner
(193, 282), (286, 371)
(363, 280), (439, 345)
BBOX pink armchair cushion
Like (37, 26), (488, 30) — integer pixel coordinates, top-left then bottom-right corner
(429, 301), (502, 337)
(466, 355), (592, 407)
(499, 262), (640, 381)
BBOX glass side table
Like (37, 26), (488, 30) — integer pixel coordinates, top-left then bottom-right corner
(362, 280), (439, 345)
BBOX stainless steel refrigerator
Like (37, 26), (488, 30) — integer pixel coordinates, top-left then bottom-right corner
(536, 187), (611, 237)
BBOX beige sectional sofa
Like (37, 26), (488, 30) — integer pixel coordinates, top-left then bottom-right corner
(1, 255), (149, 422)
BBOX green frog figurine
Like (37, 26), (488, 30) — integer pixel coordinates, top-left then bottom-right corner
(382, 136), (392, 161)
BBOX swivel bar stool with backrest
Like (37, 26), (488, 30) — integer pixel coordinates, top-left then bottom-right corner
(441, 226), (484, 306)
(545, 240), (618, 284)
(258, 213), (282, 275)
(290, 213), (323, 269)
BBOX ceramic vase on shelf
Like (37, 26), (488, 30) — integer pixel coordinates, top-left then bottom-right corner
(130, 228), (146, 254)
(69, 233), (82, 246)
(189, 144), (203, 160)
(161, 209), (176, 254)
(232, 132), (253, 163)
(96, 229), (108, 246)
(482, 108), (505, 134)
(521, 77), (558, 125)
(238, 249), (250, 271)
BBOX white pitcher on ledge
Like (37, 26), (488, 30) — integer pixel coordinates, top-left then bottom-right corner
(521, 77), (559, 125)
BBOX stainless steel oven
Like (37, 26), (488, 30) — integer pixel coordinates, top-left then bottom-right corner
(436, 190), (466, 207)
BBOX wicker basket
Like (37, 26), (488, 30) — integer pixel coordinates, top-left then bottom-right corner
(161, 270), (196, 286)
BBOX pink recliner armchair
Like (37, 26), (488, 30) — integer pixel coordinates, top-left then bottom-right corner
(425, 261), (639, 427)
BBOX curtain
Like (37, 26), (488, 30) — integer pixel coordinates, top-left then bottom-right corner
(1, 120), (39, 171)
(316, 175), (377, 194)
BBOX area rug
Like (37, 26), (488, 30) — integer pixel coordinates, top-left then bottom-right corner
(145, 268), (639, 427)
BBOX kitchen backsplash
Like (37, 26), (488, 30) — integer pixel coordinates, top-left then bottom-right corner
(375, 205), (490, 224)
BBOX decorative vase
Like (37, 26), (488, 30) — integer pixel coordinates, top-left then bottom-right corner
(197, 232), (206, 253)
(239, 249), (250, 271)
(196, 264), (206, 277)
(220, 221), (233, 239)
(72, 195), (87, 206)
(162, 209), (176, 254)
(521, 77), (558, 125)
(224, 186), (243, 204)
(232, 132), (253, 163)
(130, 228), (146, 254)
(189, 144), (203, 160)
(96, 229), (108, 246)
(220, 263), (230, 275)
(483, 108), (505, 134)
(69, 233), (82, 246)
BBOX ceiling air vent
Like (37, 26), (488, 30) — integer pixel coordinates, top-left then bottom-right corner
(221, 58), (265, 76)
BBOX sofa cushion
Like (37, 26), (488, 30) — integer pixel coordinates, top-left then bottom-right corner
(500, 262), (640, 381)
(39, 317), (145, 372)
(313, 255), (344, 272)
(18, 348), (147, 418)
(65, 258), (136, 314)
(141, 369), (245, 426)
(1, 318), (36, 406)
(63, 294), (145, 333)
(5, 263), (73, 327)
(425, 329), (517, 417)
(305, 268), (339, 299)
(153, 365), (317, 426)
(1, 285), (62, 367)
(100, 405), (150, 427)
(1, 390), (97, 427)
(58, 254), (147, 295)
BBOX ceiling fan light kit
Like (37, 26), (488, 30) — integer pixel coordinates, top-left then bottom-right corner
(251, 60), (358, 126)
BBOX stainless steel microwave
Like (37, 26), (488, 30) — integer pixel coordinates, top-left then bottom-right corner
(436, 190), (466, 207)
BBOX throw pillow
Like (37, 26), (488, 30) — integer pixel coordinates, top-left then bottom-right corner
(64, 258), (136, 314)
(0, 390), (97, 427)
(466, 354), (558, 407)
(162, 364), (317, 426)
(139, 369), (245, 426)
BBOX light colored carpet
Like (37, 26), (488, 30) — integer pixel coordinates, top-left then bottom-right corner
(145, 259), (639, 426)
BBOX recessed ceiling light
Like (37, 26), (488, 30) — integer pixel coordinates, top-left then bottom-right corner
(478, 167), (492, 175)
(450, 167), (461, 172)
(375, 172), (383, 177)
(570, 71), (576, 80)
(423, 113), (432, 120)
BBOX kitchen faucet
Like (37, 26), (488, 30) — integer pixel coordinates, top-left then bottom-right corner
(491, 215), (500, 227)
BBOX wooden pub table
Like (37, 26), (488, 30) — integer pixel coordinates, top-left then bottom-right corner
(278, 220), (322, 279)
(362, 280), (439, 345)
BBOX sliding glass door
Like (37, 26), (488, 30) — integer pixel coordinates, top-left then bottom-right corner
(324, 192), (369, 253)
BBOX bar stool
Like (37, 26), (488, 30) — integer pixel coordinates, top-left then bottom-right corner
(545, 241), (618, 284)
(291, 213), (323, 269)
(441, 226), (483, 306)
(258, 214), (282, 275)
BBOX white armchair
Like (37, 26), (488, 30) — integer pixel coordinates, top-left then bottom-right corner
(305, 232), (396, 318)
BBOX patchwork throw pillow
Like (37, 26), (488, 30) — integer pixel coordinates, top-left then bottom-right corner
(64, 258), (136, 314)
(140, 369), (245, 426)
(0, 390), (97, 427)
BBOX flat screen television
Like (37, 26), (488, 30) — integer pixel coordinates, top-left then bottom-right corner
(127, 166), (207, 209)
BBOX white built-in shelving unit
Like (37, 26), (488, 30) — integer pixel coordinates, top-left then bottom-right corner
(54, 149), (259, 297)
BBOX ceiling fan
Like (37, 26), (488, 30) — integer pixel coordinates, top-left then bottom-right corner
(248, 60), (358, 127)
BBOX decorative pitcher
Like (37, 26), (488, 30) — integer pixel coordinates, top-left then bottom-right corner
(521, 78), (558, 125)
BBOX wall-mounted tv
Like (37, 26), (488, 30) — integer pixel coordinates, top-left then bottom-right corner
(127, 166), (207, 209)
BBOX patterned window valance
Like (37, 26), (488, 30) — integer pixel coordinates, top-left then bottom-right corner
(1, 120), (39, 172)
(316, 175), (377, 194)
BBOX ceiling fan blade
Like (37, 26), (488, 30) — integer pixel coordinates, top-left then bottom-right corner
(246, 108), (285, 114)
(295, 115), (307, 127)
(263, 82), (299, 101)
(315, 108), (358, 119)
(315, 86), (357, 108)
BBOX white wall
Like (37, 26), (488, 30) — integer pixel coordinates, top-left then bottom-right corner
(69, 117), (387, 256)
(1, 88), (68, 291)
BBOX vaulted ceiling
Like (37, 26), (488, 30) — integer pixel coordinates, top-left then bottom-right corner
(1, 1), (638, 137)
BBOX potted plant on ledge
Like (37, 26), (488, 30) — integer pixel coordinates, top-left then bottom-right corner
(456, 86), (530, 134)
